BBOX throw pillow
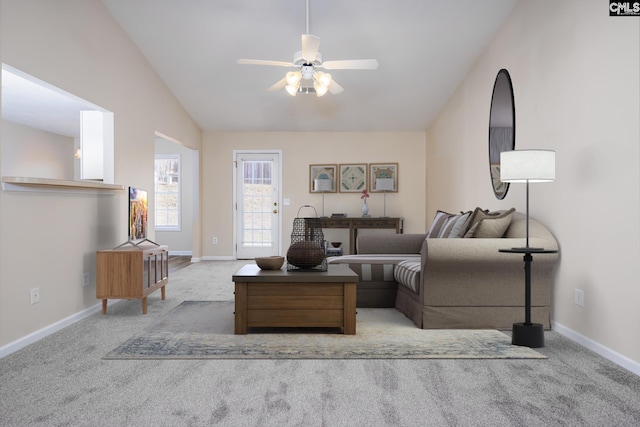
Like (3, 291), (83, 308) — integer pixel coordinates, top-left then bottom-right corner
(462, 207), (490, 235)
(464, 208), (516, 238)
(426, 210), (472, 238)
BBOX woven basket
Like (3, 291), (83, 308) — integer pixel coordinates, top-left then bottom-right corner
(286, 205), (327, 271)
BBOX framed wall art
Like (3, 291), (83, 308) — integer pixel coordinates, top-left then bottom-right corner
(370, 163), (398, 192)
(309, 164), (337, 192)
(338, 164), (367, 193)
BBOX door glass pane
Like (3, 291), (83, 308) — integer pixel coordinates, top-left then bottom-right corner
(242, 160), (273, 247)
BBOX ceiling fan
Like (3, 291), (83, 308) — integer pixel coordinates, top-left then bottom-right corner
(237, 0), (379, 97)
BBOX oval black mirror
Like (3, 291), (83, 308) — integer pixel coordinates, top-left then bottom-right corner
(488, 69), (515, 199)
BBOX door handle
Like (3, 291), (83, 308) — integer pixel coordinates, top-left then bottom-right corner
(273, 209), (278, 214)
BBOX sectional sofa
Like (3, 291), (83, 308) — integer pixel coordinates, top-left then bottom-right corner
(328, 209), (560, 330)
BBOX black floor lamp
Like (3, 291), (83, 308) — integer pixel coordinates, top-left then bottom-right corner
(499, 149), (556, 348)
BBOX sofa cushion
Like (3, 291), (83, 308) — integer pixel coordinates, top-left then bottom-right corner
(427, 210), (471, 238)
(464, 208), (515, 238)
(462, 207), (490, 233)
(357, 234), (427, 254)
(328, 255), (418, 284)
(394, 258), (421, 293)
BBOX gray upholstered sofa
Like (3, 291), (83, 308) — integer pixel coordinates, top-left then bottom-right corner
(328, 210), (560, 330)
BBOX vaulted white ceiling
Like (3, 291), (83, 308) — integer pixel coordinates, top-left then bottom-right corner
(100, 0), (518, 132)
(3, 1), (518, 136)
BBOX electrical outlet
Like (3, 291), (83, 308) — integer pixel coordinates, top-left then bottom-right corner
(82, 272), (90, 288)
(574, 289), (584, 307)
(30, 288), (40, 305)
(212, 237), (218, 244)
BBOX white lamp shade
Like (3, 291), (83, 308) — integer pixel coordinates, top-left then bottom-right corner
(376, 178), (395, 191)
(500, 149), (555, 183)
(314, 178), (333, 192)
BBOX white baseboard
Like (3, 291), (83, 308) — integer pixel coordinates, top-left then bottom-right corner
(0, 300), (119, 359)
(201, 256), (237, 261)
(552, 321), (640, 377)
(168, 251), (192, 256)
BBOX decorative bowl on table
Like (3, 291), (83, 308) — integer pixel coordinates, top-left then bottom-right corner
(255, 256), (285, 270)
(286, 241), (325, 269)
(331, 242), (342, 248)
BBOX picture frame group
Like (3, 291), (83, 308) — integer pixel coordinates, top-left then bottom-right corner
(309, 163), (398, 193)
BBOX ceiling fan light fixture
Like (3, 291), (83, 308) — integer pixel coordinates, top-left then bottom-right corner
(313, 71), (331, 96)
(236, 0), (378, 97)
(300, 65), (314, 80)
(286, 71), (301, 86)
(314, 83), (328, 97)
(316, 71), (332, 87)
(285, 84), (299, 96)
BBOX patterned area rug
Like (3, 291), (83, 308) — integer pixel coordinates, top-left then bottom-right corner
(104, 301), (546, 360)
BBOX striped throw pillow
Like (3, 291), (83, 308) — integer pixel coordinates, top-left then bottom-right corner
(426, 210), (471, 238)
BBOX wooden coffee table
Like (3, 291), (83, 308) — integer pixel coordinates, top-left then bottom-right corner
(232, 263), (358, 334)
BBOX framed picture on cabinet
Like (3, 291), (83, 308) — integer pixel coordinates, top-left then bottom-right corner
(338, 164), (367, 193)
(309, 164), (337, 192)
(370, 163), (398, 192)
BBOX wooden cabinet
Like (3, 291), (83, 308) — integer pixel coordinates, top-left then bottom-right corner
(96, 245), (168, 314)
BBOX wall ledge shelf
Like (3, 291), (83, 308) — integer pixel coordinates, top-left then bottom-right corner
(2, 176), (124, 192)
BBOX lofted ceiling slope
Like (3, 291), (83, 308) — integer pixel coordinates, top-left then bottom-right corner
(102, 0), (518, 132)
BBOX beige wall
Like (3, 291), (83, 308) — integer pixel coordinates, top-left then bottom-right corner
(427, 0), (640, 365)
(202, 132), (427, 257)
(1, 120), (75, 180)
(0, 0), (201, 347)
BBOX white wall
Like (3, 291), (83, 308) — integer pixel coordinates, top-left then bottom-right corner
(202, 131), (427, 257)
(1, 120), (75, 180)
(0, 0), (201, 348)
(426, 0), (640, 367)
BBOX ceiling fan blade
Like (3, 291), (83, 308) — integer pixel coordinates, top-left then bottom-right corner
(301, 34), (321, 62)
(328, 79), (343, 94)
(237, 59), (294, 67)
(267, 77), (287, 92)
(321, 59), (379, 70)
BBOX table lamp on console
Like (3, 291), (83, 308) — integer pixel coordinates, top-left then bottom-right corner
(499, 149), (556, 348)
(314, 178), (333, 217)
(375, 178), (395, 217)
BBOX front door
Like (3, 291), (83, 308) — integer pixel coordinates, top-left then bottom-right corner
(234, 151), (281, 259)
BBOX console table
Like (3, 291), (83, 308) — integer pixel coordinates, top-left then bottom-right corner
(318, 217), (404, 254)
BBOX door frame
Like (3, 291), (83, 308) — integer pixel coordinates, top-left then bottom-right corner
(232, 149), (283, 259)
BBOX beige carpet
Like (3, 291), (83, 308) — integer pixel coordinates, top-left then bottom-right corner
(104, 300), (546, 359)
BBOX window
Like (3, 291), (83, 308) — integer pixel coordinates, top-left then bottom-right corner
(155, 154), (180, 231)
